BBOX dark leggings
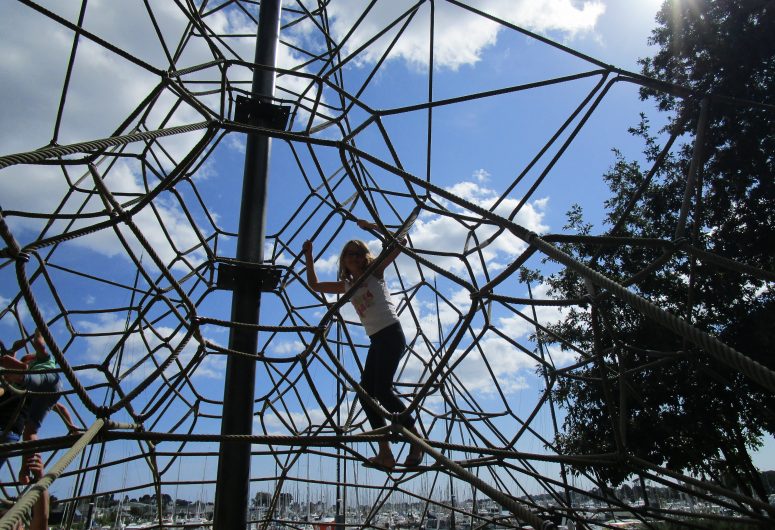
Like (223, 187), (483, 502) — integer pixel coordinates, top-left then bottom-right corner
(360, 322), (414, 429)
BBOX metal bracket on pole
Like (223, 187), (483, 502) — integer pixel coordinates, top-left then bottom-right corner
(234, 95), (291, 131)
(216, 260), (282, 292)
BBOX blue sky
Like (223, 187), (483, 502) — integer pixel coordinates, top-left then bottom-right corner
(1, 0), (771, 513)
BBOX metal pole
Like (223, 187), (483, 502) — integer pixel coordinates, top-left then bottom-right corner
(336, 322), (344, 529)
(213, 1), (282, 528)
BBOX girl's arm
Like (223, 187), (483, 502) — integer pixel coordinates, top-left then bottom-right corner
(23, 453), (50, 528)
(303, 240), (346, 294)
(375, 241), (405, 277)
(0, 354), (27, 384)
(357, 219), (406, 277)
(0, 355), (27, 370)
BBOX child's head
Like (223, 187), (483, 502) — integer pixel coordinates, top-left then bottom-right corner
(21, 354), (36, 366)
(338, 240), (375, 281)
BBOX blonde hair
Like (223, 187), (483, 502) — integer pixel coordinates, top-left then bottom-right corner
(338, 240), (375, 282)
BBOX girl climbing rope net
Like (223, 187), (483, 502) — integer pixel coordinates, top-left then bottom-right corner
(302, 219), (423, 471)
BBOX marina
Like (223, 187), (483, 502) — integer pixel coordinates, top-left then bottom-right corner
(58, 492), (765, 530)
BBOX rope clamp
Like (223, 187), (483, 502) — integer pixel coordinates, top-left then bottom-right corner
(233, 95), (291, 131)
(216, 260), (282, 292)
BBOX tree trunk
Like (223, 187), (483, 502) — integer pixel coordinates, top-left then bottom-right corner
(638, 475), (650, 508)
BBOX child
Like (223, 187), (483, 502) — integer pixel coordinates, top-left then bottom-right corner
(302, 219), (423, 471)
(0, 331), (71, 456)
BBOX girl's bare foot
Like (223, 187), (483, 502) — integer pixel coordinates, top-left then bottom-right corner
(365, 440), (396, 470)
(402, 451), (423, 467)
(366, 454), (396, 471)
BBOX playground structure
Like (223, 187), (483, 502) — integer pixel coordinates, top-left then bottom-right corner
(1, 1), (774, 529)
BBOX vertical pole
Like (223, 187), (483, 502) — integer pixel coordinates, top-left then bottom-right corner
(449, 478), (455, 530)
(336, 322), (344, 529)
(213, 1), (283, 528)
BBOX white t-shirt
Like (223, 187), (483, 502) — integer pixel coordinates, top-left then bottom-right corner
(345, 274), (399, 336)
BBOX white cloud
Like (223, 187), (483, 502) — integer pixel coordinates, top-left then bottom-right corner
(542, 343), (578, 368)
(257, 406), (346, 436)
(299, 173), (555, 398)
(1, 4), (209, 269)
(0, 293), (45, 334)
(0, 295), (21, 332)
(454, 335), (533, 395)
(473, 168), (491, 183)
(314, 252), (341, 275)
(256, 282), (573, 433)
(388, 178), (549, 283)
(226, 133), (247, 153)
(392, 277), (580, 399)
(494, 280), (580, 366)
(25, 159), (210, 270)
(398, 329), (533, 399)
(75, 313), (224, 386)
(0, 0), (325, 273)
(318, 0), (605, 71)
(265, 241), (294, 266)
(269, 340), (304, 356)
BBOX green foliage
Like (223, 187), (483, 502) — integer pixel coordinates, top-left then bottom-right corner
(544, 0), (775, 498)
(641, 0), (775, 274)
(253, 491), (293, 508)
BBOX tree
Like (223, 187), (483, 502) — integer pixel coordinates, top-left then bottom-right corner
(253, 492), (272, 510)
(639, 0), (775, 278)
(619, 483), (634, 502)
(546, 0), (775, 501)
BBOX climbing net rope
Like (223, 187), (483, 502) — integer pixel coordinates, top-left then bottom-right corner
(1, 1), (774, 529)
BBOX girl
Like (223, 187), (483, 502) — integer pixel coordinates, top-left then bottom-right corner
(302, 220), (423, 471)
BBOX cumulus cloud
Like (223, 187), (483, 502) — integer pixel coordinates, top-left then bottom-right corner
(390, 274), (578, 400)
(317, 0), (605, 70)
(313, 252), (341, 275)
(75, 312), (224, 385)
(308, 176), (549, 290)
(0, 0), (322, 271)
(258, 280), (576, 430)
(1, 5), (204, 268)
(258, 405), (357, 436)
(226, 134), (247, 154)
(2, 158), (209, 271)
(454, 335), (533, 395)
(268, 340), (305, 356)
(397, 295), (535, 398)
(258, 407), (328, 435)
(392, 178), (549, 282)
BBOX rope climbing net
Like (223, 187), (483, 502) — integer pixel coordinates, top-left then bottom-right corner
(1, 1), (773, 529)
